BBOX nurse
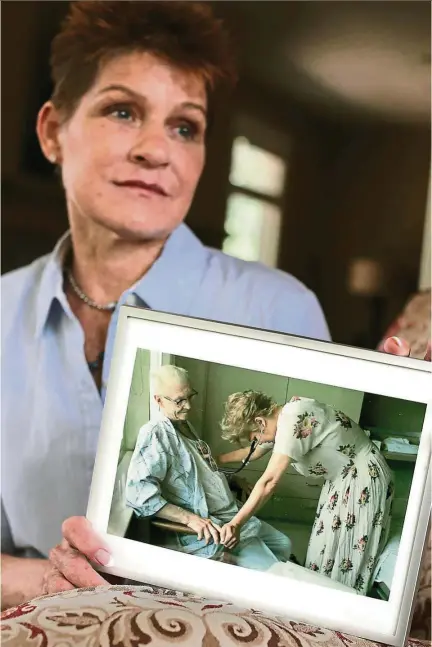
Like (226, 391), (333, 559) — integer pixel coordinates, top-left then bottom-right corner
(218, 391), (394, 594)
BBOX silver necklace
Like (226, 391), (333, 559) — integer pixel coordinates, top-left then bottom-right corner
(67, 270), (117, 312)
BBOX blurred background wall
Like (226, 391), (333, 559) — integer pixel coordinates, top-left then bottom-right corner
(2, 0), (431, 347)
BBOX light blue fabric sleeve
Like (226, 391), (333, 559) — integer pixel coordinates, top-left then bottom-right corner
(125, 425), (170, 518)
(271, 288), (331, 341)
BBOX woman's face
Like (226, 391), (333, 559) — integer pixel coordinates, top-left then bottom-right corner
(40, 52), (207, 241)
(252, 414), (278, 443)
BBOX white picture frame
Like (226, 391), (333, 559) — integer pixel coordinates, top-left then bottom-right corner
(87, 306), (431, 647)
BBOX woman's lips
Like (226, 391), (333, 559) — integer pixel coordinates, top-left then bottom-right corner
(113, 180), (168, 197)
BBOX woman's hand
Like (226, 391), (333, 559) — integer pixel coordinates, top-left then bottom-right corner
(43, 516), (113, 594)
(185, 514), (221, 546)
(220, 522), (240, 550)
(383, 336), (431, 361)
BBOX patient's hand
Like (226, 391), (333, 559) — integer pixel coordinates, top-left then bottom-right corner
(185, 514), (221, 546)
(220, 522), (240, 550)
(383, 336), (431, 361)
(43, 516), (113, 593)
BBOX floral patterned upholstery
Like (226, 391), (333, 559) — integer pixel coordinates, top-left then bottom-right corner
(1, 584), (430, 647)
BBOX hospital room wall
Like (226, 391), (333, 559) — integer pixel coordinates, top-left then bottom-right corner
(360, 393), (426, 522)
(360, 394), (426, 438)
(121, 349), (152, 458)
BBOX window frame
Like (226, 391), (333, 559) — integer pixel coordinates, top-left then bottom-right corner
(222, 115), (290, 268)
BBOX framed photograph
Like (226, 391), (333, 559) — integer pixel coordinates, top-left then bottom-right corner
(87, 307), (431, 647)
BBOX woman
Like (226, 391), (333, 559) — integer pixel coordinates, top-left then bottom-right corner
(218, 391), (394, 594)
(0, 0), (418, 607)
(1, 1), (331, 606)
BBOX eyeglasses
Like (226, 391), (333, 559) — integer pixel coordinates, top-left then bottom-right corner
(161, 390), (198, 408)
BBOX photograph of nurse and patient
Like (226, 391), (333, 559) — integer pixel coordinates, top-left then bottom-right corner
(108, 348), (426, 601)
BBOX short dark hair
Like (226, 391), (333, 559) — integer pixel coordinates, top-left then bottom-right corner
(50, 1), (237, 121)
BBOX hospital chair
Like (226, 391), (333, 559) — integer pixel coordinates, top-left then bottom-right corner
(108, 451), (193, 542)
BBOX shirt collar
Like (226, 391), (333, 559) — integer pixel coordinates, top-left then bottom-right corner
(35, 230), (73, 338)
(132, 223), (209, 314)
(35, 223), (210, 338)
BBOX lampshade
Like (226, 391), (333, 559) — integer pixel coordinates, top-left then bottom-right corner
(347, 257), (385, 296)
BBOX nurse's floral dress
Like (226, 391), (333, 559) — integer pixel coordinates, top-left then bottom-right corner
(274, 397), (394, 594)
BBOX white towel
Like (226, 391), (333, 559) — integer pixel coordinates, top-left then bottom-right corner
(383, 437), (418, 454)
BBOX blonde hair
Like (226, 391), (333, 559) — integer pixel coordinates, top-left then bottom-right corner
(150, 365), (189, 396)
(220, 390), (278, 444)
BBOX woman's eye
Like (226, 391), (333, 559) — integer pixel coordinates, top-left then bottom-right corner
(107, 105), (136, 122)
(174, 122), (200, 141)
(113, 108), (133, 121)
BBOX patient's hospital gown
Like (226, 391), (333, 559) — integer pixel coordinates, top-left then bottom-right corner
(274, 397), (394, 594)
(126, 415), (291, 570)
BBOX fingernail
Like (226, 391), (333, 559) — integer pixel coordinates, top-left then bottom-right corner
(390, 336), (403, 347)
(94, 549), (113, 566)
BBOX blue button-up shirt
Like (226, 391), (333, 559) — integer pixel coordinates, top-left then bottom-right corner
(1, 224), (330, 558)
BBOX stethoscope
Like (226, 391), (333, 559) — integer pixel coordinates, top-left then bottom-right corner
(173, 411), (266, 476)
(218, 436), (261, 475)
(218, 427), (265, 476)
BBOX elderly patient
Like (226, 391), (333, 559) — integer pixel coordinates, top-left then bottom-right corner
(125, 366), (291, 571)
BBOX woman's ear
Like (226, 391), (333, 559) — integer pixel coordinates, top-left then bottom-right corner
(254, 416), (265, 431)
(36, 101), (63, 165)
